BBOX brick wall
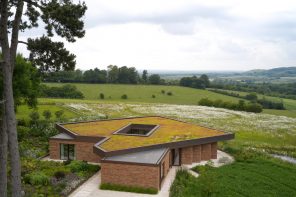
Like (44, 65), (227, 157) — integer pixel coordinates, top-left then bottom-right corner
(180, 146), (193, 164)
(180, 143), (217, 165)
(101, 162), (160, 189)
(192, 145), (201, 163)
(49, 139), (101, 163)
(201, 143), (212, 161)
(161, 150), (170, 185)
(211, 142), (217, 159)
(101, 150), (170, 190)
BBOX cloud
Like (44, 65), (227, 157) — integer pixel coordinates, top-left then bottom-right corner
(16, 0), (296, 71)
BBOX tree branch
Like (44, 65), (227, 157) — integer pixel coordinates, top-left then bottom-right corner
(10, 0), (24, 71)
(18, 40), (28, 45)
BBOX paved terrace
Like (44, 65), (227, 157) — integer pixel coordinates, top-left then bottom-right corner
(58, 116), (228, 152)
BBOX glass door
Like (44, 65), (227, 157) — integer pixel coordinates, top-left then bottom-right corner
(60, 144), (75, 160)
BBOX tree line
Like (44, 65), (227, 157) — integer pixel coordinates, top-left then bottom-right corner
(42, 65), (165, 85)
(211, 79), (296, 100)
(198, 98), (263, 113)
(209, 89), (285, 110)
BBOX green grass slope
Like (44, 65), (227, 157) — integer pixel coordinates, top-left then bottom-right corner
(44, 83), (243, 105)
(171, 157), (296, 197)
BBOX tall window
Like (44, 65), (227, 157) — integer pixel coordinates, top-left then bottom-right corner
(60, 144), (75, 160)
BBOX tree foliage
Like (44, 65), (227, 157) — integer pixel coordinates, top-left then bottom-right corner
(180, 75), (210, 89)
(0, 54), (40, 108)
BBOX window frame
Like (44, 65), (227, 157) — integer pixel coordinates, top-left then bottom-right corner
(60, 143), (76, 160)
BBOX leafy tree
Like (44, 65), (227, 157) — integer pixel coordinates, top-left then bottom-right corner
(180, 75), (210, 89)
(200, 74), (210, 88)
(42, 110), (52, 120)
(107, 65), (119, 83)
(149, 74), (161, 84)
(142, 70), (148, 83)
(83, 68), (107, 83)
(0, 0), (87, 195)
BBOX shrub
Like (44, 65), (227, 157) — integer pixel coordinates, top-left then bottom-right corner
(167, 91), (173, 96)
(68, 160), (88, 172)
(40, 84), (84, 99)
(54, 171), (66, 180)
(55, 110), (64, 119)
(29, 111), (40, 124)
(24, 172), (49, 186)
(161, 90), (165, 94)
(245, 103), (263, 113)
(121, 94), (128, 99)
(198, 98), (213, 106)
(152, 95), (156, 98)
(17, 126), (30, 140)
(42, 110), (52, 120)
(100, 183), (158, 194)
(99, 93), (105, 99)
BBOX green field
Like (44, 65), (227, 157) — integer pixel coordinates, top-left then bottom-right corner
(43, 83), (296, 118)
(171, 156), (296, 197)
(16, 104), (78, 120)
(44, 83), (243, 104)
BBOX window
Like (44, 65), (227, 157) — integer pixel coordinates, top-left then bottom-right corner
(60, 144), (75, 160)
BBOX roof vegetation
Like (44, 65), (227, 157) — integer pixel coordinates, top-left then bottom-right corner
(62, 116), (225, 151)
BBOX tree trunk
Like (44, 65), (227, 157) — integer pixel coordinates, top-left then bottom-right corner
(1, 0), (24, 196)
(3, 60), (22, 196)
(0, 112), (8, 197)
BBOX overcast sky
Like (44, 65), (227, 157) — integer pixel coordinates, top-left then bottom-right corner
(19, 0), (296, 71)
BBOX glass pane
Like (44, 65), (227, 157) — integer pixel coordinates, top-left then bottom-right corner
(60, 144), (69, 160)
(69, 144), (75, 160)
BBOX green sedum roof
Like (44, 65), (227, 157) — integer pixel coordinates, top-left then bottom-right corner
(61, 116), (226, 151)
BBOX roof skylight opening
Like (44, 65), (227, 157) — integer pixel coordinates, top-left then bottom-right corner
(113, 124), (159, 137)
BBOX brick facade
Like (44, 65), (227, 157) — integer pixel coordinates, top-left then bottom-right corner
(180, 146), (193, 164)
(101, 150), (170, 190)
(201, 143), (212, 161)
(192, 145), (201, 163)
(211, 142), (217, 159)
(49, 139), (101, 163)
(180, 143), (218, 164)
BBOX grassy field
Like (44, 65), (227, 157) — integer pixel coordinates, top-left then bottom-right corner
(16, 104), (79, 120)
(44, 83), (243, 104)
(171, 156), (296, 197)
(43, 83), (296, 118)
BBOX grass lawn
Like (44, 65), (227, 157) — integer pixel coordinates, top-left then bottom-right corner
(171, 156), (296, 197)
(43, 83), (296, 118)
(16, 104), (79, 120)
(44, 83), (243, 104)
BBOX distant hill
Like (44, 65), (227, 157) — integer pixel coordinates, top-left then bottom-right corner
(243, 67), (296, 77)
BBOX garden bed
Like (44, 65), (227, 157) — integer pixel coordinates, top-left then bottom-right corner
(22, 159), (100, 196)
